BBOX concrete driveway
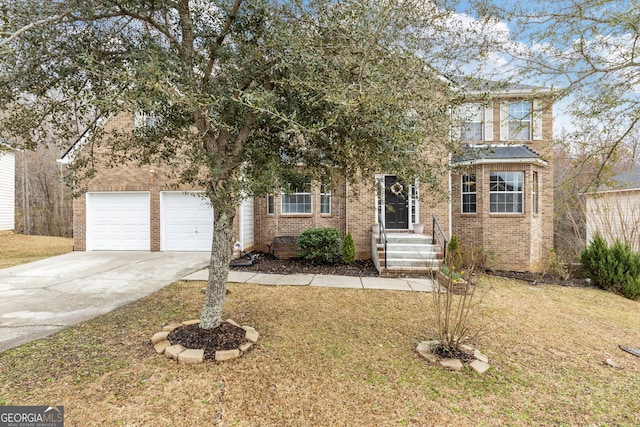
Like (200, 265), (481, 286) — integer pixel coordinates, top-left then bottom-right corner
(0, 251), (210, 352)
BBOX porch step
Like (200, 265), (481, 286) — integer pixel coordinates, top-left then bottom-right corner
(375, 232), (444, 278)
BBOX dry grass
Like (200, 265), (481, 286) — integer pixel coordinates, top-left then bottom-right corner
(0, 276), (639, 426)
(0, 233), (73, 268)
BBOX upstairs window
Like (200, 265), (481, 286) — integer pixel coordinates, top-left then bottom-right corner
(508, 101), (531, 140)
(461, 174), (477, 213)
(282, 182), (312, 214)
(459, 103), (483, 142)
(490, 171), (523, 213)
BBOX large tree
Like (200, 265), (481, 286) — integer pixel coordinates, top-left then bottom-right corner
(0, 0), (487, 329)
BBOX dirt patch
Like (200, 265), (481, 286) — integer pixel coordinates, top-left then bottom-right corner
(231, 251), (379, 277)
(167, 322), (247, 360)
(488, 270), (593, 288)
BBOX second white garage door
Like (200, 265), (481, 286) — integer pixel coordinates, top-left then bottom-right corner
(161, 191), (213, 251)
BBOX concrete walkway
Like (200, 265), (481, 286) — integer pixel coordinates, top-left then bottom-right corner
(183, 269), (436, 292)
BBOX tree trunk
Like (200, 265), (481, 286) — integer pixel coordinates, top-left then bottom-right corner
(200, 207), (235, 329)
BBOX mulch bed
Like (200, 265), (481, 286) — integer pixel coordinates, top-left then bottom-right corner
(167, 322), (248, 360)
(231, 251), (379, 277)
(488, 270), (593, 288)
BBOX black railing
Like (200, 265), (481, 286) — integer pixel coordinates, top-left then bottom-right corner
(378, 213), (387, 271)
(432, 214), (448, 261)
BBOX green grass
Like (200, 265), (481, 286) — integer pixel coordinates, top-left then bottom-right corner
(0, 276), (639, 426)
(0, 233), (73, 268)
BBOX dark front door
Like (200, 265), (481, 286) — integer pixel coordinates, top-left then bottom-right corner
(384, 176), (408, 229)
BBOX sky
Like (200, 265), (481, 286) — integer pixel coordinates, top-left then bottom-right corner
(442, 0), (639, 137)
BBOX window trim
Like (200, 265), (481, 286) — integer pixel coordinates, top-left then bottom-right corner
(320, 184), (331, 215)
(508, 100), (532, 141)
(281, 182), (312, 215)
(532, 171), (538, 214)
(489, 171), (524, 214)
(460, 103), (484, 142)
(267, 194), (275, 215)
(461, 174), (477, 214)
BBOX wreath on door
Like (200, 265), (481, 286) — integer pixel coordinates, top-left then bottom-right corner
(390, 181), (404, 197)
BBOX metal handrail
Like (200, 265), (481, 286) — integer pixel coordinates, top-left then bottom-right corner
(378, 213), (387, 271)
(432, 214), (448, 261)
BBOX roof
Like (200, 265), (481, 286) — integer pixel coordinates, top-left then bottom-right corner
(452, 144), (547, 166)
(595, 165), (640, 193)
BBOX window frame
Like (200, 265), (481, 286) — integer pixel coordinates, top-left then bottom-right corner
(281, 182), (312, 214)
(459, 103), (484, 142)
(267, 194), (275, 215)
(508, 100), (532, 141)
(489, 171), (524, 214)
(320, 184), (331, 215)
(461, 174), (477, 214)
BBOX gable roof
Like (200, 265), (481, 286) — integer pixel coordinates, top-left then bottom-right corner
(596, 165), (640, 193)
(452, 144), (547, 166)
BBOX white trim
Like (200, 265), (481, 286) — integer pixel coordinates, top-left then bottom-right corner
(455, 157), (548, 166)
(484, 102), (494, 142)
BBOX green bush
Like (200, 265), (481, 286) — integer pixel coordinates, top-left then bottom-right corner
(297, 228), (342, 264)
(580, 232), (640, 300)
(342, 232), (356, 264)
(446, 235), (462, 268)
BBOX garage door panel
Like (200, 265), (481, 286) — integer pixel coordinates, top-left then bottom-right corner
(161, 192), (213, 251)
(87, 192), (150, 251)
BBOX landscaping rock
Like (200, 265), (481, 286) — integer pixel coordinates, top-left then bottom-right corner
(182, 319), (200, 326)
(242, 325), (256, 332)
(440, 358), (463, 371)
(474, 350), (489, 363)
(245, 329), (259, 343)
(226, 319), (240, 327)
(154, 340), (171, 354)
(605, 358), (620, 368)
(162, 323), (183, 332)
(215, 349), (241, 361)
(165, 344), (186, 360)
(469, 359), (490, 374)
(179, 349), (205, 364)
(239, 342), (254, 352)
(151, 331), (170, 345)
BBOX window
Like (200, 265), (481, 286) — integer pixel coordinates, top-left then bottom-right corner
(490, 171), (523, 213)
(532, 171), (538, 214)
(282, 182), (312, 214)
(508, 101), (531, 140)
(267, 194), (275, 214)
(320, 184), (331, 214)
(461, 174), (477, 213)
(459, 103), (483, 141)
(134, 111), (158, 128)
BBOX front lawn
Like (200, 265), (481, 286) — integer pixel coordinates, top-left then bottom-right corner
(0, 277), (638, 426)
(0, 233), (73, 268)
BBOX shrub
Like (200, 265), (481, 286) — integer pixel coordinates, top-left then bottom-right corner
(297, 228), (342, 264)
(580, 232), (612, 289)
(342, 232), (356, 264)
(581, 232), (640, 300)
(446, 235), (462, 268)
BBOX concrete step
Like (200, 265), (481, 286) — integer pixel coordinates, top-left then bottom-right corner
(381, 258), (441, 268)
(379, 266), (440, 278)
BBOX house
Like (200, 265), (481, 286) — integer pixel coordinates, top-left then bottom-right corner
(585, 165), (640, 252)
(0, 141), (15, 233)
(61, 83), (554, 274)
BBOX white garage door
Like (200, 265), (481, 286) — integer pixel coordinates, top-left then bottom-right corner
(86, 192), (150, 250)
(161, 191), (213, 251)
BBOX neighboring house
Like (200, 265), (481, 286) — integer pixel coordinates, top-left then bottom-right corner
(0, 142), (16, 232)
(585, 165), (640, 252)
(61, 83), (554, 273)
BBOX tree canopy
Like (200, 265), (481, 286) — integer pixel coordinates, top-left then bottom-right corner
(0, 0), (494, 328)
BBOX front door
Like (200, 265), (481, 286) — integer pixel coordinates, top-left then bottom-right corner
(384, 176), (409, 229)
